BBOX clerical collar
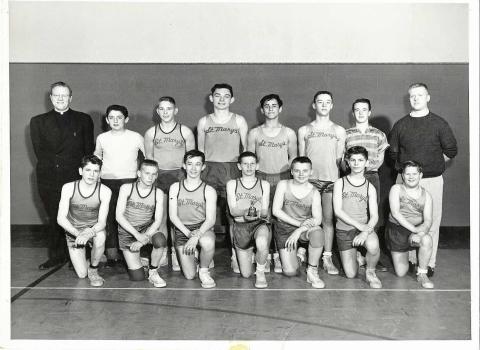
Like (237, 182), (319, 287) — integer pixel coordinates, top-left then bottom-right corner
(54, 108), (70, 115)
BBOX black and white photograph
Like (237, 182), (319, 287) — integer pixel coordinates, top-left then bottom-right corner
(1, 0), (478, 349)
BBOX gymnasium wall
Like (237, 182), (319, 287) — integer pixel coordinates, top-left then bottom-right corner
(10, 63), (469, 226)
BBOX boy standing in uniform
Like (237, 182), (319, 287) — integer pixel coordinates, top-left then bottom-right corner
(197, 83), (248, 273)
(298, 91), (346, 275)
(116, 159), (167, 288)
(94, 105), (145, 266)
(386, 160), (434, 288)
(57, 155), (112, 287)
(344, 98), (389, 271)
(247, 94), (297, 273)
(272, 157), (326, 289)
(332, 146), (382, 288)
(144, 96), (195, 270)
(169, 150), (217, 288)
(226, 152), (271, 288)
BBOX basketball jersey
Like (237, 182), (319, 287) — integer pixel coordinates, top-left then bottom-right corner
(152, 123), (186, 170)
(234, 178), (263, 222)
(336, 176), (370, 231)
(255, 126), (290, 174)
(280, 181), (315, 223)
(123, 182), (157, 228)
(389, 185), (426, 226)
(177, 181), (207, 225)
(305, 123), (341, 181)
(67, 181), (101, 230)
(204, 113), (240, 162)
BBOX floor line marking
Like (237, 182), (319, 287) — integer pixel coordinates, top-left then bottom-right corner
(10, 262), (66, 302)
(10, 286), (471, 292)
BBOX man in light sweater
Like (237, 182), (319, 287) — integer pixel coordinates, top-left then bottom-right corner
(388, 83), (457, 277)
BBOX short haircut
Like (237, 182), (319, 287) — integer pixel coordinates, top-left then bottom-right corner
(345, 146), (369, 160)
(313, 90), (333, 103)
(237, 151), (258, 163)
(158, 96), (176, 106)
(291, 156), (312, 168)
(50, 81), (72, 96)
(80, 155), (102, 169)
(183, 149), (205, 164)
(352, 98), (371, 112)
(106, 104), (129, 118)
(210, 83), (233, 96)
(140, 159), (159, 170)
(260, 94), (283, 108)
(401, 160), (423, 174)
(408, 82), (429, 93)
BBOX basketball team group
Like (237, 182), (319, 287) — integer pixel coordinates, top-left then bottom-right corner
(29, 81), (458, 291)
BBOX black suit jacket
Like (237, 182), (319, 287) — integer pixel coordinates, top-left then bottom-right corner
(30, 109), (94, 188)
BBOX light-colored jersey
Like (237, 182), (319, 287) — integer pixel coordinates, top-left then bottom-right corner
(280, 181), (315, 223)
(389, 185), (426, 226)
(152, 123), (186, 170)
(67, 181), (101, 230)
(345, 126), (388, 172)
(122, 182), (156, 228)
(305, 123), (343, 181)
(234, 178), (264, 213)
(204, 114), (240, 162)
(336, 177), (370, 231)
(255, 126), (290, 174)
(177, 181), (207, 225)
(95, 130), (144, 179)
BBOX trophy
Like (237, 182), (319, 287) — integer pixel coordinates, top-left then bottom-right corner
(247, 200), (257, 217)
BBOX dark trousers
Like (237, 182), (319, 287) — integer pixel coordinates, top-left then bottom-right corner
(38, 184), (67, 262)
(101, 178), (136, 250)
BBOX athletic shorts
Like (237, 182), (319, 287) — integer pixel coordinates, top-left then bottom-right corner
(309, 179), (334, 194)
(118, 224), (159, 251)
(233, 219), (270, 250)
(65, 231), (93, 248)
(202, 161), (240, 198)
(156, 168), (185, 193)
(385, 221), (416, 252)
(174, 222), (204, 247)
(257, 170), (291, 201)
(335, 227), (362, 251)
(273, 220), (317, 249)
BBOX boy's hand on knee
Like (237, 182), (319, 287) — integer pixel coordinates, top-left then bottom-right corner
(409, 234), (421, 246)
(184, 236), (199, 255)
(75, 233), (90, 246)
(137, 234), (149, 245)
(353, 232), (369, 246)
(129, 241), (143, 252)
(285, 229), (301, 251)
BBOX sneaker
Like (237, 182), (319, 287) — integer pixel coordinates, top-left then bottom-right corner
(148, 269), (166, 288)
(322, 255), (339, 275)
(297, 247), (306, 264)
(357, 251), (366, 269)
(417, 273), (434, 289)
(306, 267), (325, 289)
(273, 255), (283, 274)
(199, 270), (216, 289)
(231, 256), (240, 274)
(87, 268), (104, 287)
(427, 266), (435, 277)
(366, 270), (382, 289)
(255, 269), (268, 289)
(159, 251), (168, 267)
(171, 250), (181, 272)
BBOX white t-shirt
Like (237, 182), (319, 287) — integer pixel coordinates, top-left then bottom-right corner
(94, 129), (145, 179)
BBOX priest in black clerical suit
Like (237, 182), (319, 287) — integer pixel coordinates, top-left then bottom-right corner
(30, 81), (94, 269)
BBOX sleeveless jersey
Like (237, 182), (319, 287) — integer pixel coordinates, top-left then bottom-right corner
(281, 181), (315, 223)
(234, 178), (263, 222)
(305, 123), (341, 181)
(204, 113), (241, 162)
(152, 123), (186, 170)
(177, 181), (207, 225)
(255, 126), (290, 174)
(123, 182), (157, 228)
(67, 181), (101, 230)
(389, 185), (426, 226)
(336, 176), (370, 231)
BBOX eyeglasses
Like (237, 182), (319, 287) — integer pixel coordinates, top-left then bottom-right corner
(51, 94), (70, 99)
